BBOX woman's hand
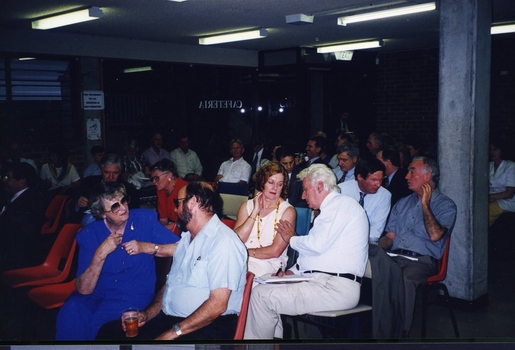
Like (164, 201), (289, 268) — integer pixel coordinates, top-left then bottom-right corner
(122, 240), (145, 255)
(252, 191), (263, 215)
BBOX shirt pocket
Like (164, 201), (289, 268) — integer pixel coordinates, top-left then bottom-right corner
(187, 260), (209, 288)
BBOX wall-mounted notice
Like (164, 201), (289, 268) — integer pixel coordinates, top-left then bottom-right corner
(87, 118), (101, 140)
(83, 90), (104, 110)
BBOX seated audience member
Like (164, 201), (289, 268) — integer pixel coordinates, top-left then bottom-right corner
(488, 139), (515, 226)
(55, 182), (179, 340)
(339, 159), (391, 244)
(0, 163), (46, 272)
(333, 143), (360, 184)
(214, 139), (251, 184)
(97, 182), (247, 340)
(244, 164), (369, 339)
(121, 139), (149, 179)
(40, 144), (80, 197)
(403, 133), (426, 160)
(83, 145), (106, 178)
(150, 159), (188, 232)
(5, 140), (38, 173)
(170, 134), (203, 181)
(376, 148), (412, 206)
(76, 153), (140, 225)
(278, 149), (296, 200)
(142, 132), (171, 168)
(379, 156), (457, 337)
(329, 132), (354, 169)
(234, 162), (296, 278)
(313, 131), (332, 165)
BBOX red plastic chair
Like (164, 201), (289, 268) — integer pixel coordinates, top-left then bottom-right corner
(221, 218), (236, 230)
(421, 237), (460, 338)
(234, 271), (254, 340)
(28, 279), (76, 309)
(41, 195), (68, 234)
(1, 223), (82, 288)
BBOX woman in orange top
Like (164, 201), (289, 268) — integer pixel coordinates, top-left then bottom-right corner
(150, 159), (188, 234)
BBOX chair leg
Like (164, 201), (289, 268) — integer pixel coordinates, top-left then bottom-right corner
(421, 286), (429, 338)
(439, 284), (460, 338)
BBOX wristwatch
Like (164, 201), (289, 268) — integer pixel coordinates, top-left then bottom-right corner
(172, 323), (182, 337)
(153, 244), (159, 255)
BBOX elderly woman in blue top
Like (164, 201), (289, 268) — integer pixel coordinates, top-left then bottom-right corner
(55, 182), (180, 340)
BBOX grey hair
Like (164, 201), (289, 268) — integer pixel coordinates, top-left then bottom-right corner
(413, 156), (440, 186)
(100, 153), (123, 172)
(229, 139), (244, 149)
(297, 164), (339, 193)
(336, 143), (360, 159)
(90, 182), (127, 219)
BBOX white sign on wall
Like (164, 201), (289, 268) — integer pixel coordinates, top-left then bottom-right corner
(87, 118), (101, 140)
(83, 90), (105, 110)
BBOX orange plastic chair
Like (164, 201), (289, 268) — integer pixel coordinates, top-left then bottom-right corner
(41, 195), (68, 234)
(1, 223), (82, 288)
(28, 279), (76, 309)
(421, 237), (460, 338)
(234, 271), (254, 340)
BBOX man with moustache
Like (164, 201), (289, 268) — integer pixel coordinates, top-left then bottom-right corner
(97, 182), (247, 340)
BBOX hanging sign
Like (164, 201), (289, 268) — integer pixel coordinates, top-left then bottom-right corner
(83, 90), (105, 110)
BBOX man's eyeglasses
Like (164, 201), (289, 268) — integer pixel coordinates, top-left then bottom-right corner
(105, 196), (130, 213)
(174, 197), (187, 208)
(150, 172), (169, 182)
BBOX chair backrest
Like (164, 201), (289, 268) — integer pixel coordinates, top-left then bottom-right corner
(234, 271), (255, 340)
(45, 223), (82, 273)
(220, 193), (248, 220)
(294, 207), (313, 236)
(221, 218), (236, 230)
(218, 182), (248, 196)
(41, 195), (68, 234)
(427, 237), (451, 284)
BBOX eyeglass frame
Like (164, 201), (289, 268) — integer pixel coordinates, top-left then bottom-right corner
(150, 172), (170, 182)
(104, 195), (131, 214)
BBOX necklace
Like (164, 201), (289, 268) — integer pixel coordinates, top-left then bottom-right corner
(256, 200), (280, 248)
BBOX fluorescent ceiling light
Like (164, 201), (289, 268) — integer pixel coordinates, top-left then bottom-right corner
(168, 0), (188, 2)
(491, 24), (515, 35)
(32, 7), (103, 30)
(317, 40), (382, 53)
(18, 57), (36, 61)
(338, 2), (436, 26)
(199, 29), (268, 45)
(123, 66), (153, 73)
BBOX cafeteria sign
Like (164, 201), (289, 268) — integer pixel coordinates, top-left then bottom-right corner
(83, 90), (105, 110)
(198, 100), (242, 109)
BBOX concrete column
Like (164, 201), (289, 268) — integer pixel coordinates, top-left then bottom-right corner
(438, 0), (491, 304)
(80, 57), (104, 167)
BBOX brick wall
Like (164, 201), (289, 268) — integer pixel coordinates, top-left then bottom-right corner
(375, 37), (515, 152)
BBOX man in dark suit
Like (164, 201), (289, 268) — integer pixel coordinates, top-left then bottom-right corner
(377, 149), (412, 207)
(0, 163), (46, 272)
(289, 136), (330, 207)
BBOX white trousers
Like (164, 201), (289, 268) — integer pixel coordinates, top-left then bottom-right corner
(244, 272), (361, 339)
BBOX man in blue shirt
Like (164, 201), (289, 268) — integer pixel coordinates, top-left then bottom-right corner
(379, 156), (457, 337)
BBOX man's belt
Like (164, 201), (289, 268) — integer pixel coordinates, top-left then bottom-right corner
(305, 270), (362, 284)
(391, 248), (423, 258)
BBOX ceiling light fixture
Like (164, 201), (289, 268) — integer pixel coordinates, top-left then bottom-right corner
(123, 66), (153, 73)
(337, 2), (436, 26)
(317, 40), (383, 53)
(32, 7), (103, 30)
(199, 29), (268, 45)
(491, 24), (515, 35)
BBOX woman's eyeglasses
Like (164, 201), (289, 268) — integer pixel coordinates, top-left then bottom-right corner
(150, 172), (169, 182)
(105, 196), (130, 213)
(174, 197), (187, 208)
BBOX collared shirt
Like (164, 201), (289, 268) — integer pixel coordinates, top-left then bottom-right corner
(489, 160), (515, 212)
(141, 147), (171, 168)
(333, 166), (355, 183)
(76, 209), (179, 303)
(170, 148), (203, 178)
(386, 189), (457, 259)
(162, 215), (247, 317)
(217, 158), (251, 183)
(338, 179), (391, 243)
(40, 163), (80, 190)
(83, 163), (101, 178)
(290, 191), (369, 277)
(387, 168), (398, 187)
(0, 187), (29, 216)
